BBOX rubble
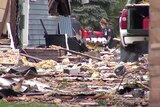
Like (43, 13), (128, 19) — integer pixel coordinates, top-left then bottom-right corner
(0, 49), (19, 65)
(0, 45), (149, 106)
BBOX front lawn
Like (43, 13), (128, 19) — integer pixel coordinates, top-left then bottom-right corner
(0, 101), (61, 107)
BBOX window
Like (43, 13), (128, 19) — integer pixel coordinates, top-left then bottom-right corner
(48, 0), (71, 16)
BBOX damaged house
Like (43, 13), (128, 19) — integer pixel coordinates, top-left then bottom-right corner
(0, 0), (74, 49)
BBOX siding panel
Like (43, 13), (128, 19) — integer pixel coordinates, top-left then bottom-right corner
(29, 4), (48, 10)
(59, 16), (73, 37)
(29, 35), (44, 40)
(28, 0), (58, 46)
(29, 19), (58, 25)
(29, 9), (48, 15)
(30, 1), (48, 5)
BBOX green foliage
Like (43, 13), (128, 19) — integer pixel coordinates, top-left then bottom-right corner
(109, 0), (127, 35)
(71, 1), (111, 30)
(70, 0), (126, 34)
(72, 5), (108, 30)
(0, 101), (60, 107)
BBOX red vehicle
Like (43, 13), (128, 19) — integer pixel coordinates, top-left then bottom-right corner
(81, 29), (103, 38)
(93, 31), (103, 37)
(81, 28), (106, 44)
(81, 29), (91, 38)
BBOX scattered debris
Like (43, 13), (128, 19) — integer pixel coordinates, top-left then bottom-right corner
(0, 45), (149, 106)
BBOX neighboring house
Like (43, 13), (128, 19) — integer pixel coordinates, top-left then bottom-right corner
(0, 0), (73, 48)
(23, 0), (73, 47)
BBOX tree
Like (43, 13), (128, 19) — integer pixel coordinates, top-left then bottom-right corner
(109, 0), (127, 35)
(72, 5), (108, 30)
(70, 0), (112, 30)
(70, 0), (126, 35)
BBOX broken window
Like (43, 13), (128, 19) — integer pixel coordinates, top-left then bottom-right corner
(48, 0), (71, 16)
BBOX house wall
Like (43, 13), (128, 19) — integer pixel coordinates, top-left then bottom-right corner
(149, 0), (160, 107)
(28, 0), (59, 47)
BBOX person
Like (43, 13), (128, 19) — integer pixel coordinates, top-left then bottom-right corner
(71, 16), (88, 52)
(100, 17), (114, 50)
(71, 16), (82, 39)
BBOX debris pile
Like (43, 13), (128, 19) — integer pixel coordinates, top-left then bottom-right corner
(0, 46), (149, 107)
(0, 50), (19, 65)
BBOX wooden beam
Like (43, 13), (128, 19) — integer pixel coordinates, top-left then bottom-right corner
(51, 45), (102, 61)
(0, 0), (10, 37)
(10, 0), (17, 46)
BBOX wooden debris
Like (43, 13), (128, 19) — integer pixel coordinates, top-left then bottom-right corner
(20, 53), (42, 61)
(0, 46), (149, 106)
(0, 50), (19, 64)
(50, 45), (102, 61)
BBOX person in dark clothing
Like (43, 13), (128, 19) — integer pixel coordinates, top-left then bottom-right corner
(71, 16), (88, 52)
(100, 17), (114, 49)
(71, 16), (82, 37)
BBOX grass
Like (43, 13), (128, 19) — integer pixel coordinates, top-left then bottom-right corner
(0, 101), (61, 107)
